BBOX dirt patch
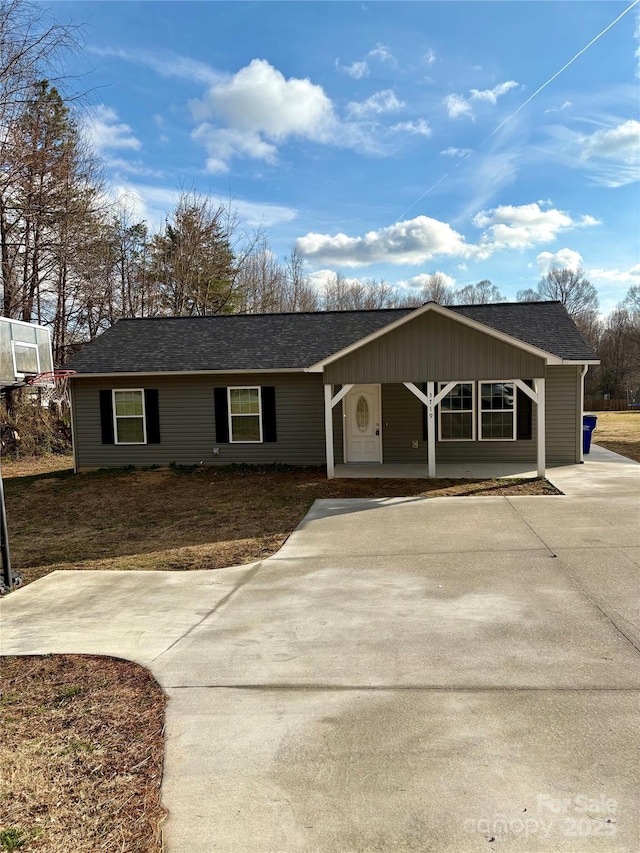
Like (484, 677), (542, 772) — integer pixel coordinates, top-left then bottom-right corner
(0, 655), (165, 852)
(590, 411), (640, 463)
(2, 462), (559, 587)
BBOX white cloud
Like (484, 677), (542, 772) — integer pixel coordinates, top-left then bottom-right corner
(104, 157), (163, 178)
(336, 59), (369, 79)
(296, 203), (600, 268)
(588, 264), (640, 286)
(444, 81), (518, 121)
(368, 43), (397, 65)
(423, 48), (437, 66)
(190, 59), (337, 169)
(85, 104), (141, 152)
(579, 119), (640, 166)
(398, 271), (456, 290)
(536, 248), (584, 274)
(544, 100), (572, 114)
(474, 203), (598, 251)
(89, 46), (224, 86)
(441, 146), (473, 158)
(347, 89), (405, 119)
(546, 119), (640, 187)
(443, 93), (473, 120)
(296, 216), (475, 267)
(469, 81), (518, 104)
(392, 119), (431, 137)
(105, 182), (297, 230)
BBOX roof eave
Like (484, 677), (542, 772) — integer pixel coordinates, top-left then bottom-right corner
(69, 367), (308, 379)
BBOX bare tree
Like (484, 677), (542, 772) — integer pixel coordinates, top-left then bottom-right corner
(420, 272), (454, 305)
(536, 267), (599, 320)
(454, 279), (506, 305)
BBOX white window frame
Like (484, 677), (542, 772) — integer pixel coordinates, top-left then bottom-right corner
(112, 388), (147, 445)
(228, 386), (263, 443)
(12, 340), (40, 379)
(478, 381), (517, 442)
(438, 381), (476, 442)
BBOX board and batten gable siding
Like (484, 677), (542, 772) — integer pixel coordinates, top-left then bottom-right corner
(71, 373), (326, 470)
(323, 310), (546, 385)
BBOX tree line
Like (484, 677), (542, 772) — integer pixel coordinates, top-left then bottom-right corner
(1, 0), (638, 401)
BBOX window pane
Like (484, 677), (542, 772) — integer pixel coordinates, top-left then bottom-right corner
(117, 417), (144, 443)
(440, 383), (473, 411)
(481, 383), (513, 410)
(14, 344), (39, 374)
(441, 412), (473, 440)
(231, 415), (260, 441)
(481, 412), (514, 439)
(115, 390), (143, 416)
(230, 388), (259, 415)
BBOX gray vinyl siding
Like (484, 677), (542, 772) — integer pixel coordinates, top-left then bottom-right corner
(369, 372), (579, 465)
(546, 365), (580, 463)
(382, 383), (427, 463)
(324, 311), (546, 385)
(72, 373), (327, 470)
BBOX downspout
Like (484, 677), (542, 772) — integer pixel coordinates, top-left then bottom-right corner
(579, 365), (588, 463)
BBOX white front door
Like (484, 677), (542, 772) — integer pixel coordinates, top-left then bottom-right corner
(344, 384), (382, 463)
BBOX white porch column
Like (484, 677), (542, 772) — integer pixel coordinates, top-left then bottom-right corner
(403, 380), (457, 478)
(324, 384), (334, 479)
(515, 378), (546, 479)
(534, 377), (546, 478)
(579, 365), (588, 463)
(324, 383), (355, 479)
(425, 381), (436, 478)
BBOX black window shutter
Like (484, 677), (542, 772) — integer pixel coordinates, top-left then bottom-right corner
(99, 390), (114, 444)
(517, 382), (533, 440)
(214, 387), (229, 442)
(144, 389), (161, 444)
(261, 386), (277, 443)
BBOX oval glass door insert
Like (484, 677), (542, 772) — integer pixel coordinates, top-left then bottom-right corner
(356, 395), (369, 431)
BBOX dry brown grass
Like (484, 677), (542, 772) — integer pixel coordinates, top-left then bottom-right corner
(590, 410), (640, 462)
(0, 655), (165, 853)
(3, 462), (559, 587)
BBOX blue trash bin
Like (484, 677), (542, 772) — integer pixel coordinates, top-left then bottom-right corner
(583, 415), (598, 454)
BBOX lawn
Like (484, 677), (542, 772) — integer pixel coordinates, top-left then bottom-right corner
(590, 410), (640, 463)
(1, 457), (559, 587)
(0, 655), (165, 853)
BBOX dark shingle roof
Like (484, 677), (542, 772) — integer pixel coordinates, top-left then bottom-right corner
(449, 301), (596, 361)
(67, 301), (597, 375)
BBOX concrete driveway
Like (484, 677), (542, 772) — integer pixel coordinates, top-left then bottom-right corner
(1, 445), (639, 852)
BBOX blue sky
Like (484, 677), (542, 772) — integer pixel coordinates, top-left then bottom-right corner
(52, 1), (640, 311)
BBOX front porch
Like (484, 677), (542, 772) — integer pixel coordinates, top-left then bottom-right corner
(334, 460), (542, 480)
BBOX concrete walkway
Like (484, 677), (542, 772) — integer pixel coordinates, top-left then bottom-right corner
(1, 445), (639, 852)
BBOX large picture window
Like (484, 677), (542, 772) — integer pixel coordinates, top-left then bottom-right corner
(438, 382), (475, 440)
(228, 387), (262, 442)
(113, 389), (146, 444)
(479, 382), (516, 440)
